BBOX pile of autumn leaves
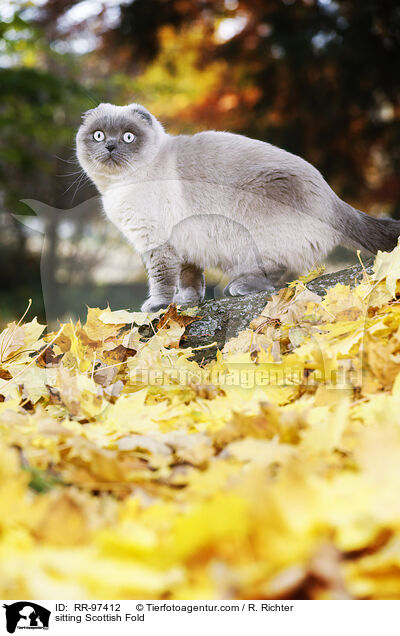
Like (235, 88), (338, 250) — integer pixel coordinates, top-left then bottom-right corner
(3, 246), (400, 599)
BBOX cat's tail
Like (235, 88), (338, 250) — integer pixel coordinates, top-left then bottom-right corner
(335, 199), (400, 253)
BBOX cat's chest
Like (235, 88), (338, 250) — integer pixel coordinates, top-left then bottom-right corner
(101, 179), (185, 247)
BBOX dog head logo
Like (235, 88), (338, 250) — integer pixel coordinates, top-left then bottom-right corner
(3, 602), (50, 633)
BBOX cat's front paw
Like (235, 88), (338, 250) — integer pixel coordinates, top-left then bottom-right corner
(174, 287), (203, 306)
(141, 297), (171, 313)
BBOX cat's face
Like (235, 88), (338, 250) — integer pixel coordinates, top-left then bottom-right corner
(76, 103), (164, 184)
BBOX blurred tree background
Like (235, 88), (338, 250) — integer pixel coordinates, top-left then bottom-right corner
(1, 0), (399, 324)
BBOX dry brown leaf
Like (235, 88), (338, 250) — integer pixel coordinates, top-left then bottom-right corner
(36, 347), (63, 368)
(157, 303), (201, 331)
(102, 344), (137, 364)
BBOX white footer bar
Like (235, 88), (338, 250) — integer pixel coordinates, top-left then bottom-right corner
(1, 599), (398, 635)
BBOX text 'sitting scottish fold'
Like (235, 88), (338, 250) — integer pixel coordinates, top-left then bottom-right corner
(76, 102), (400, 312)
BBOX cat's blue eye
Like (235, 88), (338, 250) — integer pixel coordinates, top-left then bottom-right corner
(93, 130), (105, 142)
(123, 132), (135, 144)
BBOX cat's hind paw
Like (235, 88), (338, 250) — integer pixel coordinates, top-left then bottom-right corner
(223, 275), (275, 297)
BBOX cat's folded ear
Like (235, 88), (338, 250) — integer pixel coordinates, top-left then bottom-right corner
(129, 104), (153, 125)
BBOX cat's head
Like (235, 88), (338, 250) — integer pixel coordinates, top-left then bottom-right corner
(76, 102), (165, 186)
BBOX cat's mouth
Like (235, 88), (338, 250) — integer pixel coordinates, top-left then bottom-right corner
(101, 155), (122, 170)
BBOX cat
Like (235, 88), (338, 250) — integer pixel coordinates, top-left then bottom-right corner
(76, 102), (400, 312)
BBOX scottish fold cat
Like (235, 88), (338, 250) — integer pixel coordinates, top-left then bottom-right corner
(76, 102), (400, 311)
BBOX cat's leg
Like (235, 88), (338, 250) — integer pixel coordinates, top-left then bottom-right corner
(174, 263), (205, 305)
(223, 264), (285, 297)
(141, 245), (181, 312)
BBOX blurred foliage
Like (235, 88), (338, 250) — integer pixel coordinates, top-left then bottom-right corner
(0, 11), (89, 212)
(105, 0), (400, 211)
(0, 5), (105, 322)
